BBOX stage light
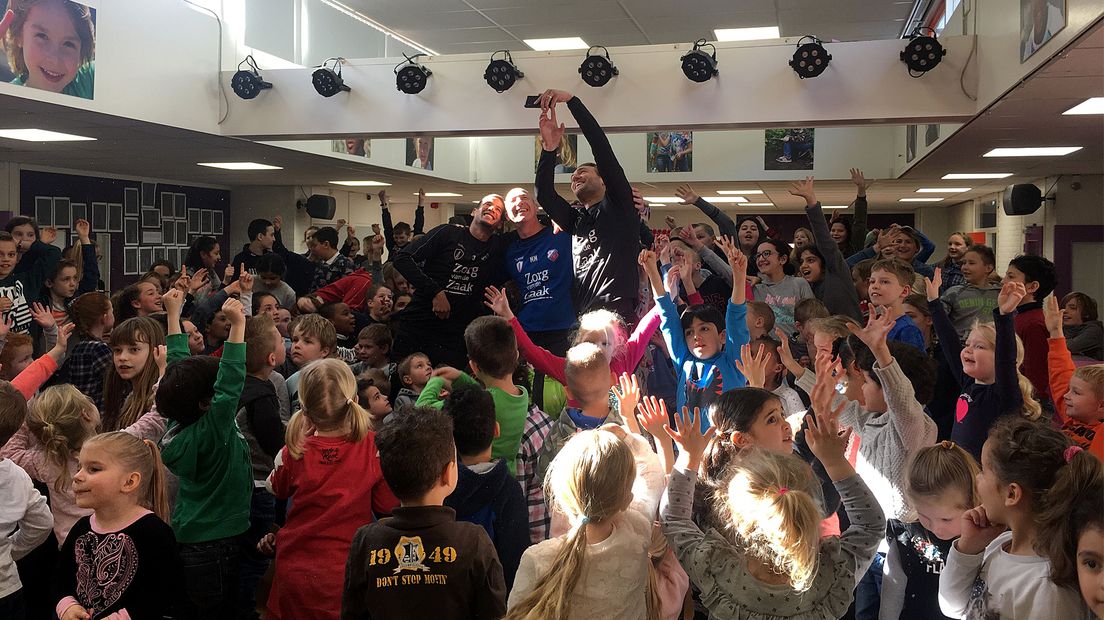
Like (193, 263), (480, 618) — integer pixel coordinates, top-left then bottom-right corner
(789, 36), (831, 79)
(484, 50), (524, 92)
(900, 27), (946, 76)
(579, 46), (618, 87)
(395, 53), (432, 94)
(312, 58), (349, 97)
(231, 55), (272, 100)
(680, 39), (719, 83)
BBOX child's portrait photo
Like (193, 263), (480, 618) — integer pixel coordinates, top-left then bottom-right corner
(0, 0), (96, 99)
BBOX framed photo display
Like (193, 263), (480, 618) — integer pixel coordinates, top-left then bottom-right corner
(124, 187), (140, 216)
(124, 248), (139, 275)
(124, 217), (139, 245)
(92, 202), (108, 231)
(108, 203), (123, 233)
(142, 207), (160, 229)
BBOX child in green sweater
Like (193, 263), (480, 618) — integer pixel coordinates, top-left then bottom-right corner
(157, 289), (252, 619)
(417, 316), (529, 475)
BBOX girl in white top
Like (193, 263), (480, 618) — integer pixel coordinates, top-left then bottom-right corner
(507, 426), (665, 620)
(939, 417), (1094, 619)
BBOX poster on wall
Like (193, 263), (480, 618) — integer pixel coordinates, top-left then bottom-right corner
(107, 203), (122, 232)
(332, 138), (371, 157)
(124, 217), (138, 245)
(764, 128), (815, 170)
(124, 188), (139, 216)
(405, 137), (434, 171)
(646, 131), (693, 172)
(1021, 0), (1065, 62)
(91, 202), (107, 231)
(533, 134), (578, 173)
(34, 196), (52, 225)
(906, 125), (918, 163)
(925, 124), (939, 147)
(124, 248), (138, 275)
(70, 202), (86, 227)
(53, 198), (70, 229)
(0, 0), (96, 99)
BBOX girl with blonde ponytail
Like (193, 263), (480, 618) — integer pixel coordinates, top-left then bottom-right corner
(0, 384), (167, 543)
(265, 358), (400, 620)
(55, 431), (184, 620)
(661, 363), (885, 618)
(507, 426), (666, 620)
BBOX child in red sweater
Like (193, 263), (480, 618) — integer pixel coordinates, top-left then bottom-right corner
(1043, 295), (1104, 460)
(1004, 254), (1057, 409)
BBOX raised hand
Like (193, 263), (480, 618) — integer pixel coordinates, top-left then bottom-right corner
(925, 267), (942, 302)
(637, 396), (669, 439)
(272, 215), (283, 231)
(39, 226), (58, 245)
(222, 297), (246, 327)
(638, 248), (658, 269)
(850, 168), (867, 196)
(59, 602), (91, 620)
(30, 302), (56, 329)
(237, 264), (254, 294)
(664, 265), (682, 299)
(538, 104), (565, 151)
(173, 265), (191, 292)
(998, 281), (1027, 315)
(956, 505), (1007, 555)
(613, 373), (642, 433)
(1042, 295), (1063, 337)
(735, 343), (771, 388)
(775, 327), (807, 380)
(803, 404), (851, 469)
(538, 88), (573, 110)
(788, 176), (817, 206)
(223, 264), (235, 285)
(0, 315), (11, 340)
(675, 184), (699, 205)
(46, 323), (74, 364)
(678, 225), (704, 251)
(664, 215), (678, 230)
(666, 407), (715, 472)
(874, 224), (901, 253)
(74, 219), (91, 243)
(431, 366), (462, 384)
(809, 352), (844, 420)
(153, 344), (168, 378)
(0, 297), (11, 313)
(632, 188), (647, 215)
(417, 188), (425, 205)
(847, 305), (894, 353)
(189, 267), (209, 293)
(483, 285), (514, 320)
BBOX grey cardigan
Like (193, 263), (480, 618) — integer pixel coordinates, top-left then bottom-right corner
(805, 202), (863, 322)
(661, 469), (884, 620)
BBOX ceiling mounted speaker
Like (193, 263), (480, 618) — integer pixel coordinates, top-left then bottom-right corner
(1002, 184), (1043, 216)
(300, 195), (336, 220)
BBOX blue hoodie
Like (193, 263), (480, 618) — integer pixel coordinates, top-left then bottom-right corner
(444, 459), (529, 589)
(655, 295), (750, 429)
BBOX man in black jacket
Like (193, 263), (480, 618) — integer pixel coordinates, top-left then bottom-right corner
(389, 195), (515, 368)
(535, 89), (641, 322)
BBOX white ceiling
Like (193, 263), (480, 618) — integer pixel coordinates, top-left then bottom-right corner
(348, 0), (919, 55)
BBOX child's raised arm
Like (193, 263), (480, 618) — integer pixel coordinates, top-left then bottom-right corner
(637, 395), (675, 474)
(639, 249), (666, 298)
(614, 373), (643, 435)
(1043, 295), (1076, 425)
(225, 297), (246, 344)
(995, 281), (1026, 395)
(716, 235), (747, 305)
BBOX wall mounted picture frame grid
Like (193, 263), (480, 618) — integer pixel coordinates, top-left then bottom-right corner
(124, 187), (140, 216)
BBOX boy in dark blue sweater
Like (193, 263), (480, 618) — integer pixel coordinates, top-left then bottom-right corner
(441, 385), (529, 588)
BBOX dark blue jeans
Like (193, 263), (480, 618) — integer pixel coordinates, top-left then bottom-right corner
(237, 488), (276, 619)
(179, 535), (243, 620)
(854, 551), (885, 620)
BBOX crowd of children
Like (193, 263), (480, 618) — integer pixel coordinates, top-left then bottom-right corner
(0, 97), (1102, 620)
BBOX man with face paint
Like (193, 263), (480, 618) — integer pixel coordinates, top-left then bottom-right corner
(390, 194), (516, 368)
(502, 188), (574, 356)
(535, 89), (642, 322)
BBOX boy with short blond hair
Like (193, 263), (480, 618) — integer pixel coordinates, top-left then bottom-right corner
(394, 352), (432, 411)
(868, 258), (925, 351)
(284, 313), (336, 403)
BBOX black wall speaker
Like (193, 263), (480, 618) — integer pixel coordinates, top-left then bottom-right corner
(301, 194), (336, 220)
(1003, 184), (1043, 216)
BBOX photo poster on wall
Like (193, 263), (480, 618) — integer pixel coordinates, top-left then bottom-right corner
(0, 0), (97, 100)
(125, 188), (140, 216)
(139, 247), (153, 271)
(188, 209), (200, 233)
(124, 217), (139, 246)
(35, 196), (52, 225)
(176, 220), (187, 246)
(108, 203), (123, 233)
(53, 198), (71, 229)
(162, 219), (175, 245)
(142, 207), (160, 229)
(1021, 0), (1066, 61)
(124, 248), (138, 275)
(406, 137), (434, 171)
(141, 182), (156, 208)
(533, 134), (578, 173)
(92, 202), (108, 231)
(71, 203), (87, 228)
(161, 192), (174, 219)
(646, 131), (693, 172)
(764, 128), (814, 170)
(174, 194), (187, 220)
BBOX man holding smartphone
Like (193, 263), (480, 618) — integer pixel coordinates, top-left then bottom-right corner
(534, 89), (641, 322)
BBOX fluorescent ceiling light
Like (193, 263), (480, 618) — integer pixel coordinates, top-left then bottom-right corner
(716, 189), (764, 195)
(329, 180), (391, 186)
(899, 198), (943, 202)
(642, 197), (681, 203)
(942, 173), (1013, 179)
(741, 203), (774, 207)
(0, 128), (95, 141)
(821, 205), (849, 209)
(647, 203), (665, 207)
(714, 26), (780, 42)
(917, 187), (970, 193)
(524, 37), (589, 51)
(701, 196), (748, 203)
(420, 192), (462, 197)
(198, 162), (282, 170)
(983, 146), (1082, 157)
(1063, 97), (1104, 115)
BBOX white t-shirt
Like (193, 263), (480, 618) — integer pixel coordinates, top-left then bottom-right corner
(939, 530), (1092, 619)
(0, 459), (53, 598)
